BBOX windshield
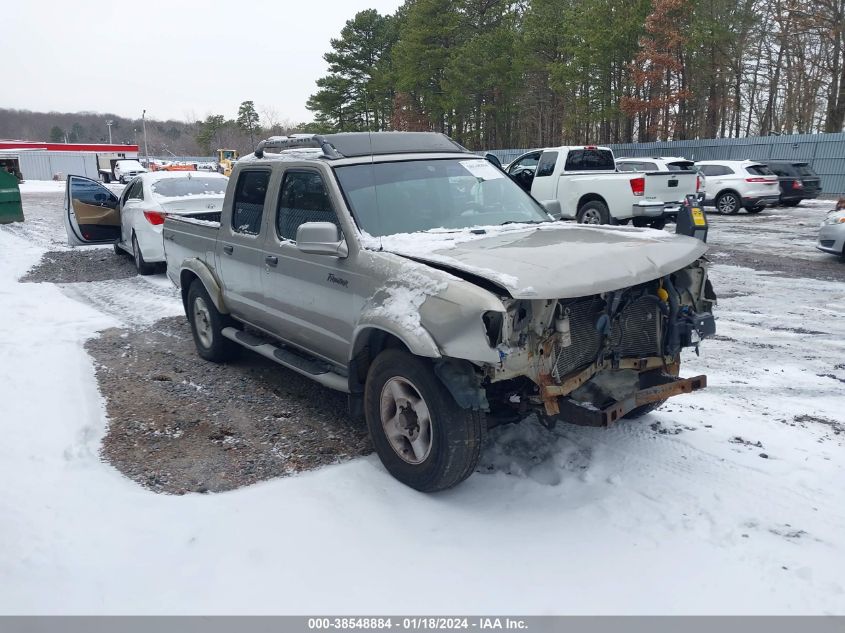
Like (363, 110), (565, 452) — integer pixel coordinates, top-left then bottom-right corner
(151, 177), (227, 198)
(334, 158), (551, 237)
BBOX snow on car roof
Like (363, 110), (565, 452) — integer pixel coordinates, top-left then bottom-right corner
(139, 171), (228, 183)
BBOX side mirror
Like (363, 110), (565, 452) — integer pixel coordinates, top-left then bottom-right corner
(540, 199), (562, 220)
(484, 153), (503, 170)
(296, 222), (348, 258)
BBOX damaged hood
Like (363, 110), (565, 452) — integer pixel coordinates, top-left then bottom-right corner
(370, 223), (708, 299)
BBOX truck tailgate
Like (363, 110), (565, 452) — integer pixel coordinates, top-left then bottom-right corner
(162, 216), (220, 286)
(643, 171), (697, 204)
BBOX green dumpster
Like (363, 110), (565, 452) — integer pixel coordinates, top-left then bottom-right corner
(0, 169), (24, 224)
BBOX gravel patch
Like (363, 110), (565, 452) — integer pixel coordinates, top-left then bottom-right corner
(86, 316), (371, 494)
(21, 248), (138, 283)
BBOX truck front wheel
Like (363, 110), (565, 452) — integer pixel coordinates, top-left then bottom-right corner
(187, 280), (238, 363)
(364, 349), (485, 492)
(577, 200), (611, 225)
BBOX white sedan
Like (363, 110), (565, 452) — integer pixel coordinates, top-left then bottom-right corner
(64, 171), (228, 274)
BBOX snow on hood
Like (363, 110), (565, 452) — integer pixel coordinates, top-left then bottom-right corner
(361, 223), (708, 299)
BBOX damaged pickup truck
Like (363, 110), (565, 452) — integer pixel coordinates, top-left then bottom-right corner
(163, 132), (716, 492)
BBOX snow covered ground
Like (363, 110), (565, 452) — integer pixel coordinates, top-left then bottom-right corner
(0, 190), (843, 615)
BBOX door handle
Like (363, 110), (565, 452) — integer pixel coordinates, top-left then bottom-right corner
(223, 244), (234, 255)
(264, 255), (279, 267)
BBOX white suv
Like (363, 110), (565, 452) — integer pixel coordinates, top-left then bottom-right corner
(695, 160), (779, 214)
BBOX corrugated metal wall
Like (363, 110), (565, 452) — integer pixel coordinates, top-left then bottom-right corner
(488, 132), (845, 196)
(0, 151), (99, 180)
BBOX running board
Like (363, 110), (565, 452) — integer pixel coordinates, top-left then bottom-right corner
(221, 327), (349, 393)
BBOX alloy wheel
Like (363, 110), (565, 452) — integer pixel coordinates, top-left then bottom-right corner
(192, 296), (213, 349)
(379, 376), (433, 464)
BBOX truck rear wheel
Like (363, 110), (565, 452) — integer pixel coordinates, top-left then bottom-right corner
(577, 200), (611, 225)
(187, 280), (239, 363)
(364, 349), (485, 492)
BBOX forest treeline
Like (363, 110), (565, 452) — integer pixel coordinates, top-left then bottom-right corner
(307, 0), (845, 149)
(0, 103), (305, 157)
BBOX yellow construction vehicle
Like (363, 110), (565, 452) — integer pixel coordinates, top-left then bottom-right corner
(216, 149), (239, 176)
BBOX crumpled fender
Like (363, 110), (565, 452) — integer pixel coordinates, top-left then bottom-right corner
(180, 258), (229, 314)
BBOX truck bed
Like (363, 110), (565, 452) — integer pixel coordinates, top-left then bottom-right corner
(162, 215), (220, 286)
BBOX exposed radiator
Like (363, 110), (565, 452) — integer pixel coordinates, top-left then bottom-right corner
(553, 296), (662, 379)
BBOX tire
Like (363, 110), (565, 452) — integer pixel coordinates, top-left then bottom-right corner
(783, 200), (801, 207)
(745, 206), (764, 214)
(113, 243), (124, 256)
(577, 200), (611, 225)
(186, 280), (239, 362)
(132, 233), (156, 275)
(716, 192), (741, 214)
(119, 176), (126, 184)
(364, 349), (486, 492)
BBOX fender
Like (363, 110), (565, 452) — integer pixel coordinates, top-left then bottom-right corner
(351, 317), (442, 361)
(180, 258), (229, 314)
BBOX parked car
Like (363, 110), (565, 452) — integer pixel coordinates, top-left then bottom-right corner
(765, 160), (822, 206)
(695, 160), (779, 214)
(112, 159), (147, 184)
(507, 146), (698, 228)
(63, 171), (228, 274)
(817, 206), (845, 258)
(152, 132), (715, 492)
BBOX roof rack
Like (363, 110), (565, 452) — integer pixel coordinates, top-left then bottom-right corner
(254, 135), (340, 159)
(253, 132), (469, 160)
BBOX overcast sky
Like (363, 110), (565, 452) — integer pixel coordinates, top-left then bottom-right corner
(5, 0), (404, 124)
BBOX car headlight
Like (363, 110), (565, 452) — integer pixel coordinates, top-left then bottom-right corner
(824, 215), (845, 225)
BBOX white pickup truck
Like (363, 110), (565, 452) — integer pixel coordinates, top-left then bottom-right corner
(505, 146), (699, 228)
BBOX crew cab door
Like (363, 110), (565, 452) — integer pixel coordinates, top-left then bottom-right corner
(506, 151), (541, 193)
(216, 167), (273, 324)
(261, 167), (355, 365)
(64, 175), (121, 245)
(529, 150), (560, 202)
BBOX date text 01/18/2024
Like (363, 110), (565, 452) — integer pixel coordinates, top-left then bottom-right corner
(307, 618), (528, 630)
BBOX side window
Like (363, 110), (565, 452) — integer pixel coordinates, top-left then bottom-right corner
(535, 151), (558, 177)
(719, 165), (735, 176)
(276, 170), (341, 242)
(640, 162), (658, 171)
(509, 152), (541, 173)
(127, 180), (144, 200)
(232, 170), (270, 235)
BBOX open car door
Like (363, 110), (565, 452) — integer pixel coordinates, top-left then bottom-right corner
(64, 175), (121, 245)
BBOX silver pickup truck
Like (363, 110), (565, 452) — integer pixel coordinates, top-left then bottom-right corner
(163, 132), (716, 492)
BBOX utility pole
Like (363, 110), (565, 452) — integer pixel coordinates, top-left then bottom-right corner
(106, 120), (113, 144)
(142, 109), (149, 166)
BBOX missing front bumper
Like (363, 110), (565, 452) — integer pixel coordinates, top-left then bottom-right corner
(552, 374), (707, 427)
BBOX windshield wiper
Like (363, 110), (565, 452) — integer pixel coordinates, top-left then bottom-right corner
(499, 220), (547, 226)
